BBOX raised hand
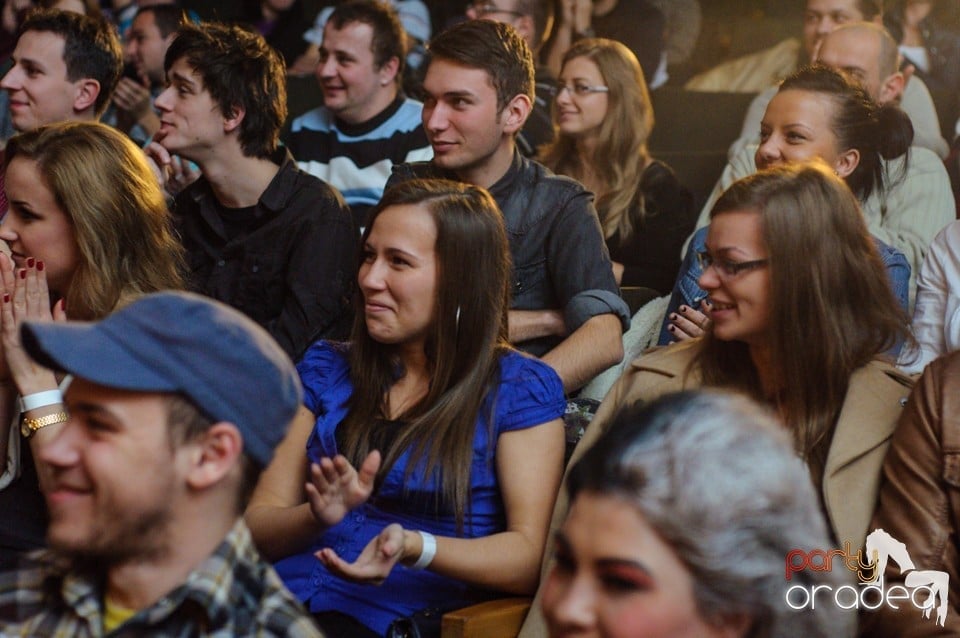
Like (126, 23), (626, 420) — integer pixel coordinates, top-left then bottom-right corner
(305, 450), (381, 528)
(0, 254), (63, 395)
(666, 299), (712, 342)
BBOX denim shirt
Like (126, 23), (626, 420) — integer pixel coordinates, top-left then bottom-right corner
(657, 226), (912, 347)
(389, 151), (630, 356)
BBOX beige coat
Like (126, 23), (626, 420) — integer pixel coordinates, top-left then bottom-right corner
(519, 342), (914, 638)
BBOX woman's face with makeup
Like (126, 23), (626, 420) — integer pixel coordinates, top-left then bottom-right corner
(541, 492), (736, 638)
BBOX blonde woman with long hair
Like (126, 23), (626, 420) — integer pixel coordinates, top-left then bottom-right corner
(540, 38), (694, 292)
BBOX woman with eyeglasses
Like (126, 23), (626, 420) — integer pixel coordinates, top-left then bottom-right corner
(539, 38), (695, 293)
(661, 64), (915, 344)
(538, 162), (912, 558)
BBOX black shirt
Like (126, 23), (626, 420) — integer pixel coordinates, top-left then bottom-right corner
(174, 148), (356, 360)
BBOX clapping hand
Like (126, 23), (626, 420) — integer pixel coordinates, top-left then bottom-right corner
(316, 522), (406, 586)
(305, 450), (381, 528)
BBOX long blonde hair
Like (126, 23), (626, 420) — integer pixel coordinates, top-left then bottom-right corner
(540, 38), (654, 242)
(5, 122), (184, 319)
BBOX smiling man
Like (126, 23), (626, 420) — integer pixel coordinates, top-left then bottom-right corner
(388, 19), (629, 393)
(0, 8), (121, 215)
(287, 0), (431, 230)
(152, 21), (355, 360)
(0, 291), (322, 636)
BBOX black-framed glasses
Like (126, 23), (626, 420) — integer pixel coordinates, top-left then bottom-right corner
(470, 2), (524, 18)
(551, 82), (610, 99)
(696, 250), (769, 279)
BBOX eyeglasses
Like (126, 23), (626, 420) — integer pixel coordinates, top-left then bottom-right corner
(551, 82), (610, 99)
(696, 250), (769, 279)
(470, 2), (524, 18)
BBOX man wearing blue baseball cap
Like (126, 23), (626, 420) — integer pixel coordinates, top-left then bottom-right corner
(0, 291), (323, 636)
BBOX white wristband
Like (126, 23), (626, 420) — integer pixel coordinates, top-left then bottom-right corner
(411, 531), (436, 571)
(20, 390), (63, 413)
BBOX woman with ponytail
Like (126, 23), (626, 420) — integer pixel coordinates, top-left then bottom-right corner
(662, 64), (924, 344)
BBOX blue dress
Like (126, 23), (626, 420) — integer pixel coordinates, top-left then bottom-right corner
(275, 341), (566, 635)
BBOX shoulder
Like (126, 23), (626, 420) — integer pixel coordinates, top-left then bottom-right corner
(394, 98), (425, 123)
(493, 350), (566, 430)
(843, 359), (914, 420)
(296, 341), (351, 410)
(389, 160), (444, 183)
(290, 106), (333, 133)
(627, 341), (699, 379)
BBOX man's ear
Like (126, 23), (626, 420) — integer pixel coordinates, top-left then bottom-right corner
(878, 70), (905, 105)
(501, 93), (532, 134)
(183, 422), (244, 491)
(377, 55), (400, 87)
(835, 147), (860, 179)
(73, 78), (100, 114)
(223, 105), (246, 133)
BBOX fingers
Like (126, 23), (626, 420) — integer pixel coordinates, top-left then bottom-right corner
(666, 304), (710, 341)
(0, 252), (15, 295)
(357, 450), (381, 491)
(52, 298), (67, 322)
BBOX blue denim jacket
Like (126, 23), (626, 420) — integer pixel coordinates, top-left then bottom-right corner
(656, 226), (912, 347)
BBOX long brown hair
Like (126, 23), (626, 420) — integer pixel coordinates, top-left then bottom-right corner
(4, 121), (184, 320)
(337, 179), (512, 531)
(540, 38), (653, 242)
(692, 163), (908, 475)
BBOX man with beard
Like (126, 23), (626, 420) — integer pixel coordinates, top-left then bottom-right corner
(0, 292), (322, 637)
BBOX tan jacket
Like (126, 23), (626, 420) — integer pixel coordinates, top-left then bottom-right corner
(861, 351), (960, 637)
(520, 342), (913, 638)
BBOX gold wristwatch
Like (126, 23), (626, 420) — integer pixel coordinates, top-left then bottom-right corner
(21, 412), (69, 439)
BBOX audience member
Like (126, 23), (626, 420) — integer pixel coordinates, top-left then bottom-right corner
(291, 0), (431, 85)
(0, 121), (185, 570)
(537, 392), (854, 638)
(0, 8), (122, 212)
(730, 20), (948, 161)
(245, 179), (566, 637)
(544, 0), (663, 88)
(465, 0), (556, 157)
(540, 38), (695, 292)
(580, 163), (912, 553)
(150, 21), (356, 360)
(389, 19), (629, 392)
(898, 220), (960, 374)
(885, 0), (960, 139)
(864, 350), (960, 636)
(675, 59), (954, 328)
(110, 4), (186, 143)
(286, 0), (431, 230)
(687, 0), (879, 92)
(0, 291), (322, 636)
(662, 65), (915, 344)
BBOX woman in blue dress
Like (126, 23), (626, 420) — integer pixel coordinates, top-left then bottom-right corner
(246, 179), (567, 637)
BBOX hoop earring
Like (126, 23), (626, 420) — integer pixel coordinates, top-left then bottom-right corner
(455, 305), (461, 334)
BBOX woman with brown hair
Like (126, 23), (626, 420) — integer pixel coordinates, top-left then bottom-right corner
(0, 121), (184, 569)
(539, 37), (694, 292)
(549, 162), (911, 558)
(246, 179), (566, 637)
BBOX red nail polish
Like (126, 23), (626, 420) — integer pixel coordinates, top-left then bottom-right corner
(668, 325), (675, 332)
(2, 294), (8, 303)
(19, 269), (25, 279)
(26, 257), (34, 268)
(36, 261), (44, 272)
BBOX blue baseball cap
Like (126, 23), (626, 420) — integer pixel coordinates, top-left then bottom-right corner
(21, 291), (303, 468)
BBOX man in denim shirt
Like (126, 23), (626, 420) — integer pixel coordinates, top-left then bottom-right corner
(389, 20), (629, 392)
